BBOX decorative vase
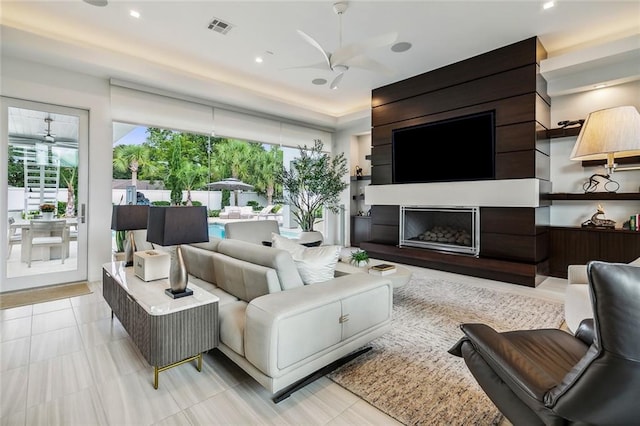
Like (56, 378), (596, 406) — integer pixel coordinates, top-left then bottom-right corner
(42, 212), (54, 220)
(355, 260), (369, 268)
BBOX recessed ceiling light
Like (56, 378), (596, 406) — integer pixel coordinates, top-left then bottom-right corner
(312, 78), (327, 85)
(255, 57), (263, 63)
(130, 10), (140, 18)
(391, 42), (412, 53)
(543, 1), (555, 10)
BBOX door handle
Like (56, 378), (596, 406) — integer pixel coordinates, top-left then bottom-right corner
(80, 203), (86, 224)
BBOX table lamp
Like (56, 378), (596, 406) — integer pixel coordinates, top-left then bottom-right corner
(110, 205), (149, 267)
(570, 105), (640, 175)
(146, 206), (209, 298)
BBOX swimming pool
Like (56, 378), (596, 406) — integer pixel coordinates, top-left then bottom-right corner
(208, 222), (299, 239)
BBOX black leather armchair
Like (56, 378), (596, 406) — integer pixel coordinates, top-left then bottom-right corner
(449, 261), (640, 425)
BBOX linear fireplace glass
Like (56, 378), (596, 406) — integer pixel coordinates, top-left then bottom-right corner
(400, 206), (480, 256)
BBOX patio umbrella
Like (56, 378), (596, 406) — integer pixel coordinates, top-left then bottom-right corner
(207, 178), (254, 206)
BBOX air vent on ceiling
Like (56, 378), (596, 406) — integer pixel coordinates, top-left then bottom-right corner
(207, 17), (233, 35)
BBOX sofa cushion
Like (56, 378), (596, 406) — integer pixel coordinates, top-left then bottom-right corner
(219, 300), (248, 356)
(272, 233), (340, 284)
(213, 252), (281, 302)
(217, 239), (304, 290)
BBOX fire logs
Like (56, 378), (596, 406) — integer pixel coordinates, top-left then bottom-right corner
(416, 226), (471, 246)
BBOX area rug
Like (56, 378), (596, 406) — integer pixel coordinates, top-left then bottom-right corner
(0, 282), (92, 309)
(328, 272), (565, 425)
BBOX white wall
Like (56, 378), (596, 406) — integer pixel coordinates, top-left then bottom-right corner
(2, 56), (113, 283)
(549, 81), (640, 226)
(334, 115), (371, 246)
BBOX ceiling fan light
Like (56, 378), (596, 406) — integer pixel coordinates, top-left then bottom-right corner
(83, 0), (108, 6)
(391, 42), (412, 53)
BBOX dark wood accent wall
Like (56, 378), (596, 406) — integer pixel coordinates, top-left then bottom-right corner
(367, 37), (551, 287)
(549, 227), (640, 278)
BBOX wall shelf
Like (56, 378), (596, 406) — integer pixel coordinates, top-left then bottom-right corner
(546, 126), (582, 139)
(544, 193), (640, 201)
(351, 175), (371, 181)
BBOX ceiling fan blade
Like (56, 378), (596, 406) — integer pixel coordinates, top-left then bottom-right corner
(330, 72), (345, 90)
(281, 61), (331, 71)
(343, 55), (395, 76)
(330, 32), (398, 67)
(297, 30), (331, 70)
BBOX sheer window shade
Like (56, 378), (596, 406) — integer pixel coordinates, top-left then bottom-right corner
(110, 85), (213, 135)
(110, 83), (333, 149)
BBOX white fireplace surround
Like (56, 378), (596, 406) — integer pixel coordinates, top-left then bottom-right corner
(365, 178), (546, 207)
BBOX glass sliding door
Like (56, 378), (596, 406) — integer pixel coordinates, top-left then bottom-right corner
(1, 97), (88, 292)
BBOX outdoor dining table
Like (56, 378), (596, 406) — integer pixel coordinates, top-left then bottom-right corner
(9, 218), (77, 263)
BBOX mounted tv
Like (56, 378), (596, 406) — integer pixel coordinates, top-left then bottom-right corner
(392, 111), (495, 184)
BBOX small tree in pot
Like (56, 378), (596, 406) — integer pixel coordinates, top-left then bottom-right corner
(277, 139), (348, 233)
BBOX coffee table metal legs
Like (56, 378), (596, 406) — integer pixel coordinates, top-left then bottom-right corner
(153, 353), (203, 389)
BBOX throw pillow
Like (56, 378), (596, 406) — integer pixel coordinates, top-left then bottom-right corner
(271, 233), (340, 284)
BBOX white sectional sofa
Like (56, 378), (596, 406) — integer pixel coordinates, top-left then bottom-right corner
(181, 237), (393, 400)
(564, 256), (640, 332)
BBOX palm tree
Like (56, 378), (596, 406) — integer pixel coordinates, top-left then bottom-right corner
(179, 163), (208, 206)
(254, 145), (283, 205)
(213, 139), (252, 206)
(112, 144), (155, 187)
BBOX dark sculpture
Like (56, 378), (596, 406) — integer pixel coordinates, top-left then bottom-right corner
(582, 204), (616, 229)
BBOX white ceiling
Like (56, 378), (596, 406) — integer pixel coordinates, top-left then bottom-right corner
(1, 1), (639, 129)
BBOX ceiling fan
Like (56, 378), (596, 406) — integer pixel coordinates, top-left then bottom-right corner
(39, 117), (56, 143)
(296, 1), (397, 89)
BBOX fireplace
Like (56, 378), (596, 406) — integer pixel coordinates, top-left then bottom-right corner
(400, 206), (480, 255)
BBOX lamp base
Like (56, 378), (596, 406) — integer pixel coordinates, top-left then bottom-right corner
(164, 288), (193, 299)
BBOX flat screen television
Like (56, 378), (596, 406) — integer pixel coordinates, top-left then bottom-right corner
(392, 111), (495, 184)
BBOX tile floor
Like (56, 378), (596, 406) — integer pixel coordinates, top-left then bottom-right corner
(0, 264), (566, 425)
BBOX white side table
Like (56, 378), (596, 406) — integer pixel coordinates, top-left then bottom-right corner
(102, 262), (219, 388)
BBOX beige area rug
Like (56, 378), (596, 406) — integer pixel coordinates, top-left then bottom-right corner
(328, 273), (565, 425)
(0, 282), (92, 309)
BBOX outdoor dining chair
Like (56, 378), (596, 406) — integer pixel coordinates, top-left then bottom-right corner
(24, 220), (69, 267)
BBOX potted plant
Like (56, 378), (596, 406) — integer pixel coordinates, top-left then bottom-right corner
(277, 139), (348, 241)
(40, 203), (56, 220)
(350, 249), (370, 267)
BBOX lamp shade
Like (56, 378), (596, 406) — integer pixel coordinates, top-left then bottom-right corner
(110, 205), (149, 231)
(570, 105), (640, 162)
(146, 206), (209, 246)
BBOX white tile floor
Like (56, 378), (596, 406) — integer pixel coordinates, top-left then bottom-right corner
(0, 263), (566, 425)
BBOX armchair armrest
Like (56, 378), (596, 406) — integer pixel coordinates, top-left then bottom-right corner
(574, 319), (595, 346)
(567, 264), (588, 285)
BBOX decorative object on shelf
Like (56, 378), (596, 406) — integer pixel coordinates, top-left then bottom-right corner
(570, 105), (640, 174)
(582, 173), (620, 193)
(350, 249), (369, 267)
(558, 119), (584, 129)
(355, 165), (363, 177)
(276, 139), (348, 232)
(146, 206), (209, 298)
(110, 204), (149, 267)
(581, 204), (616, 229)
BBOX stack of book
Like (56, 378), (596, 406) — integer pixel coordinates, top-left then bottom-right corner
(368, 263), (397, 276)
(630, 213), (640, 231)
